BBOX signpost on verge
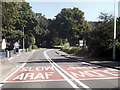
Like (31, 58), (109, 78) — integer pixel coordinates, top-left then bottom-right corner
(113, 0), (117, 60)
(23, 27), (25, 52)
(14, 41), (19, 53)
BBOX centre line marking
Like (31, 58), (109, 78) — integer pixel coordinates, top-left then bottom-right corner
(44, 49), (92, 90)
(44, 50), (79, 89)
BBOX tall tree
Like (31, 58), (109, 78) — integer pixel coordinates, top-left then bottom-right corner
(54, 7), (91, 46)
(87, 13), (114, 57)
(35, 13), (51, 47)
(2, 2), (39, 49)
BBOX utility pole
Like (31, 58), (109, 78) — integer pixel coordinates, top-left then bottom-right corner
(0, 1), (2, 52)
(23, 27), (25, 52)
(113, 0), (117, 60)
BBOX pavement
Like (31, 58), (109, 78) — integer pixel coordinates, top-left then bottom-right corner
(0, 50), (35, 82)
(55, 50), (120, 70)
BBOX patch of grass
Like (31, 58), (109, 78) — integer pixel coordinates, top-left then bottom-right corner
(61, 46), (89, 57)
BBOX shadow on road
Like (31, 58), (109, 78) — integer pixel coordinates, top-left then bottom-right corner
(60, 54), (120, 70)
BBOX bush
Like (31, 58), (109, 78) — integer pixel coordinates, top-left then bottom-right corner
(29, 45), (32, 51)
(61, 46), (89, 57)
(29, 45), (38, 51)
(32, 45), (38, 49)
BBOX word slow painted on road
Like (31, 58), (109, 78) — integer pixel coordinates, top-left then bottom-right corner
(7, 66), (64, 82)
(61, 65), (120, 80)
(6, 65), (120, 82)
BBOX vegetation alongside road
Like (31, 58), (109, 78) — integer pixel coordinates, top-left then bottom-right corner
(61, 13), (120, 60)
(1, 1), (120, 60)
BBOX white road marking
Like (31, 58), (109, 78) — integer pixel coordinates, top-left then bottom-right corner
(5, 77), (120, 83)
(0, 50), (35, 88)
(32, 50), (35, 53)
(81, 62), (91, 65)
(17, 54), (21, 56)
(44, 50), (79, 89)
(0, 84), (3, 87)
(1, 62), (26, 84)
(44, 49), (92, 90)
(79, 77), (120, 80)
(5, 79), (66, 83)
(8, 57), (14, 61)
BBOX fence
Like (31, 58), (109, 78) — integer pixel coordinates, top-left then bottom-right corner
(0, 48), (29, 59)
(0, 52), (6, 58)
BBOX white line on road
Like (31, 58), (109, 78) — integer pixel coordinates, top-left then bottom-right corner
(44, 50), (79, 89)
(0, 50), (35, 88)
(44, 49), (92, 90)
(0, 84), (3, 87)
(17, 53), (21, 56)
(8, 57), (14, 61)
(5, 79), (66, 83)
(1, 62), (26, 84)
(78, 77), (120, 80)
(32, 50), (35, 53)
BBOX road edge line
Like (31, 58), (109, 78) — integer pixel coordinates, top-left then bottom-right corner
(0, 50), (35, 88)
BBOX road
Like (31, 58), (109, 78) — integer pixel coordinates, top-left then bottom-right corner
(0, 48), (120, 90)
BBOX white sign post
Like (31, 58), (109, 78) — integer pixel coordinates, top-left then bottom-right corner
(14, 42), (19, 49)
(14, 42), (19, 53)
(79, 40), (83, 46)
(2, 39), (6, 50)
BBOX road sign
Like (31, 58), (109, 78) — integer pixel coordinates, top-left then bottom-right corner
(14, 42), (19, 49)
(79, 40), (83, 46)
(2, 39), (6, 50)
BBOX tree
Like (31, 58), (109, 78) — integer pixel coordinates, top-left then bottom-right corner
(116, 17), (120, 60)
(2, 2), (39, 49)
(87, 13), (114, 57)
(54, 7), (91, 46)
(2, 2), (24, 49)
(35, 13), (51, 47)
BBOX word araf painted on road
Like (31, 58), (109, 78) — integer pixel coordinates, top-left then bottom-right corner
(7, 66), (64, 82)
(6, 65), (120, 82)
(61, 65), (120, 80)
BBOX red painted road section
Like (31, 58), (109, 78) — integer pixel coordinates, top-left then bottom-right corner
(6, 65), (120, 82)
(7, 66), (64, 82)
(61, 65), (120, 80)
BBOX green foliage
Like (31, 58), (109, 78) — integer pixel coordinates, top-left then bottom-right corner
(54, 7), (91, 46)
(29, 36), (35, 45)
(87, 13), (120, 60)
(62, 46), (89, 57)
(32, 45), (38, 49)
(53, 37), (67, 46)
(29, 45), (32, 51)
(2, 2), (39, 49)
(29, 45), (38, 51)
(35, 13), (51, 47)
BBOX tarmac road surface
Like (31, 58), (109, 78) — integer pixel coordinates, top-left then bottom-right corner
(0, 48), (120, 90)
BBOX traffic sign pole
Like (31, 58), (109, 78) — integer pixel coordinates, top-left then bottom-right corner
(113, 0), (117, 60)
(23, 27), (25, 52)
